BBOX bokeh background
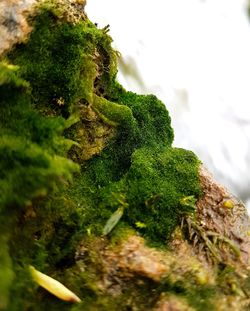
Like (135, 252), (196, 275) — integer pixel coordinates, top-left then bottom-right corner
(86, 0), (250, 211)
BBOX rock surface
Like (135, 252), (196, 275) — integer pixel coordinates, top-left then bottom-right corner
(0, 0), (36, 55)
(0, 1), (249, 310)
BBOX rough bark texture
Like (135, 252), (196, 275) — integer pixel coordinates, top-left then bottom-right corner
(0, 1), (249, 310)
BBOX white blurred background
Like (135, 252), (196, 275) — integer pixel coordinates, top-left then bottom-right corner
(86, 0), (250, 211)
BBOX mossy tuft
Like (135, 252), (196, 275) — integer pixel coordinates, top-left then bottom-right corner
(0, 1), (204, 310)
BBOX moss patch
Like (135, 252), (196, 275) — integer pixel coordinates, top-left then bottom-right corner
(0, 2), (204, 310)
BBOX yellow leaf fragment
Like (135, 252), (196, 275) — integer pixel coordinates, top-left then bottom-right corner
(29, 266), (81, 303)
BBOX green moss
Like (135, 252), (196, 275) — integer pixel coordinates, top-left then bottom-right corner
(0, 58), (79, 309)
(0, 135), (78, 209)
(109, 89), (174, 148)
(0, 61), (78, 211)
(92, 94), (134, 126)
(0, 2), (204, 310)
(75, 145), (201, 243)
(8, 11), (94, 115)
(0, 234), (14, 310)
(8, 8), (117, 117)
(73, 85), (201, 242)
(185, 286), (216, 311)
(119, 147), (201, 241)
(0, 62), (29, 88)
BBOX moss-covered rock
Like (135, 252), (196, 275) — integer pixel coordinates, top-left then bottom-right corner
(0, 1), (249, 310)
